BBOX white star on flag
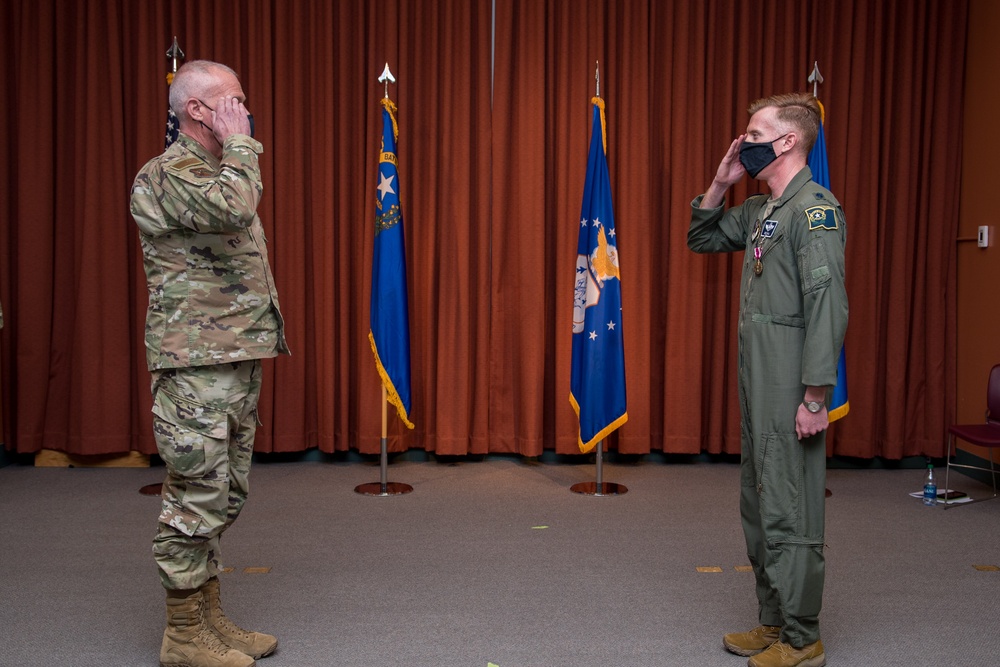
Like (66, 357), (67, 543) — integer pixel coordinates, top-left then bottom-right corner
(589, 331), (598, 340)
(377, 171), (396, 200)
(607, 320), (616, 330)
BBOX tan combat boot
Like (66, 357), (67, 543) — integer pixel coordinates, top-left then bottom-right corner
(723, 625), (781, 656)
(160, 590), (255, 667)
(749, 639), (826, 667)
(201, 577), (278, 659)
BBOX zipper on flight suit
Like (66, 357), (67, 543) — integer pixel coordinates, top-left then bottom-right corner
(757, 434), (768, 494)
(739, 231), (785, 385)
(752, 230), (785, 496)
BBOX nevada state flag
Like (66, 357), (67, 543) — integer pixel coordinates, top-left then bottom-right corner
(369, 97), (414, 429)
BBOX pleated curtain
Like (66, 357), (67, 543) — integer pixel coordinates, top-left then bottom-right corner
(0, 0), (967, 459)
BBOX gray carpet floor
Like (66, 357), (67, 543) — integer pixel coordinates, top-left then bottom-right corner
(1, 459), (998, 667)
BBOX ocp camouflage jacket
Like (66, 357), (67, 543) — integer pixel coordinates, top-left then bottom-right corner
(130, 133), (289, 370)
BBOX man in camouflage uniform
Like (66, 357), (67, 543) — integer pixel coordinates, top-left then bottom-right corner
(131, 60), (289, 667)
(688, 93), (847, 667)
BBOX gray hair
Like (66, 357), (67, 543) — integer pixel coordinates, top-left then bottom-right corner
(168, 60), (240, 121)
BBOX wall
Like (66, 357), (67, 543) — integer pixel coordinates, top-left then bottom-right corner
(956, 0), (1000, 459)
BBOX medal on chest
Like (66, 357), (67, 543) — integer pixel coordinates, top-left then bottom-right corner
(750, 217), (779, 277)
(751, 219), (764, 276)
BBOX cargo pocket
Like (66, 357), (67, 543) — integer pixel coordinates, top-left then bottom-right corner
(151, 389), (229, 479)
(158, 503), (204, 537)
(797, 238), (833, 294)
(757, 431), (802, 530)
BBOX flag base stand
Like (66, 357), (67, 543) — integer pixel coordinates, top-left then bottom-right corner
(355, 436), (413, 497)
(570, 481), (628, 496)
(570, 440), (627, 496)
(355, 481), (413, 496)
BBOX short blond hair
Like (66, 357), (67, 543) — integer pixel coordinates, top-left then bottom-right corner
(748, 92), (820, 155)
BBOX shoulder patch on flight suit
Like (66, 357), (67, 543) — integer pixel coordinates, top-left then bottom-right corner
(805, 205), (838, 231)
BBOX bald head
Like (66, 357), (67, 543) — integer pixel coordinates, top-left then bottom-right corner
(169, 60), (241, 123)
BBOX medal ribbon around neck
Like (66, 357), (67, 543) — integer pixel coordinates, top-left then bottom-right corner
(752, 219), (764, 276)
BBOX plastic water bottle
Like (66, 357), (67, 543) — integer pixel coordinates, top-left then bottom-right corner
(923, 463), (937, 506)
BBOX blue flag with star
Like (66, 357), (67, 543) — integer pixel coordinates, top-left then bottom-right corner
(570, 97), (628, 452)
(369, 97), (414, 429)
(808, 100), (849, 422)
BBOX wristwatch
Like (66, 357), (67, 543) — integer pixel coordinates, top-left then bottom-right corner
(803, 400), (823, 414)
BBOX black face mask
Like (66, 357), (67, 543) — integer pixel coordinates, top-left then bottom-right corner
(739, 133), (788, 178)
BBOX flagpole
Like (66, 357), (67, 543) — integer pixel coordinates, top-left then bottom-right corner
(808, 61), (847, 425)
(596, 439), (603, 488)
(140, 36), (186, 495)
(380, 385), (388, 491)
(808, 61), (823, 99)
(808, 61), (842, 500)
(356, 380), (414, 496)
(163, 37), (184, 149)
(356, 63), (412, 497)
(569, 60), (627, 498)
(166, 36), (183, 77)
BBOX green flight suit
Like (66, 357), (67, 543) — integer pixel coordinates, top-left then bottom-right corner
(688, 166), (848, 647)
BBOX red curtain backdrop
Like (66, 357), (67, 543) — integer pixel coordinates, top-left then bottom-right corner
(0, 0), (967, 459)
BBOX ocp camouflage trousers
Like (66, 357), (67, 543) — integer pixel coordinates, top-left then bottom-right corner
(150, 360), (262, 591)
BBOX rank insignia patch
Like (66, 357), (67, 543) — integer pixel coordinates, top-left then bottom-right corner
(805, 205), (838, 231)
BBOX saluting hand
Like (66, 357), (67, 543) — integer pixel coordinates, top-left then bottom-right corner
(211, 96), (252, 143)
(713, 134), (747, 188)
(700, 134), (748, 209)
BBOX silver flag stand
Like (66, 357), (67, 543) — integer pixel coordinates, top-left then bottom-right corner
(355, 385), (413, 496)
(570, 440), (627, 496)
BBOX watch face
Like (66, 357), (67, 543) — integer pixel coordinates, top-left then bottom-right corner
(806, 401), (822, 413)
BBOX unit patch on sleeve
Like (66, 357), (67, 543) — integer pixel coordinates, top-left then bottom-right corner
(805, 205), (838, 231)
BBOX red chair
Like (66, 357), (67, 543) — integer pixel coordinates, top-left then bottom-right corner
(943, 363), (1000, 508)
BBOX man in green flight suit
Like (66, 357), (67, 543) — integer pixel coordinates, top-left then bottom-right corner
(131, 60), (289, 667)
(688, 92), (848, 667)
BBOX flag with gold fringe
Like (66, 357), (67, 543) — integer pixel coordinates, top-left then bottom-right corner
(570, 96), (628, 452)
(369, 97), (414, 429)
(808, 99), (849, 421)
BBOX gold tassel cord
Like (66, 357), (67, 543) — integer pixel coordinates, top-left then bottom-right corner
(591, 96), (606, 154)
(368, 331), (415, 429)
(380, 97), (399, 140)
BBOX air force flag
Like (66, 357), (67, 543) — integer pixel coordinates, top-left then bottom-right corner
(570, 97), (628, 453)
